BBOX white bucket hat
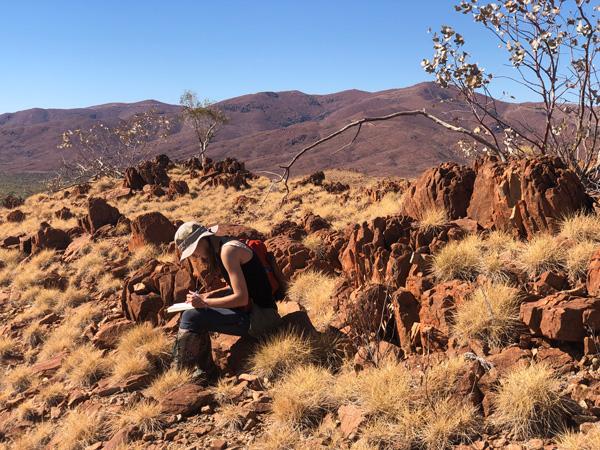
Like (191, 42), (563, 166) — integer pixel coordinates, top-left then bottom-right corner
(174, 222), (219, 261)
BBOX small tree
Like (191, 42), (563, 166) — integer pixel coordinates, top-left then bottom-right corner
(179, 90), (228, 166)
(55, 109), (173, 187)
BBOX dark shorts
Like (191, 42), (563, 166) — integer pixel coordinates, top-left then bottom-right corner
(179, 307), (250, 336)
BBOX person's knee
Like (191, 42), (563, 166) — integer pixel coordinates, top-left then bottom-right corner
(180, 309), (209, 332)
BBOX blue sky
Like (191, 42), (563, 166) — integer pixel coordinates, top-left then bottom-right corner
(1, 1), (522, 113)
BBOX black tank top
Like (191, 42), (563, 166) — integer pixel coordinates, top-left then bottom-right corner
(215, 238), (277, 310)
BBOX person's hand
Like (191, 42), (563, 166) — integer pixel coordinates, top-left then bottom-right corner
(186, 291), (209, 308)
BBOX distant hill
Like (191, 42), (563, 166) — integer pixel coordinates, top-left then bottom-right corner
(0, 82), (545, 178)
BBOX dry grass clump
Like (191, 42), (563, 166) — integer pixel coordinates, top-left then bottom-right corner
(492, 363), (568, 439)
(12, 250), (56, 291)
(23, 322), (46, 348)
(271, 364), (335, 428)
(516, 233), (565, 277)
(287, 271), (338, 329)
(144, 367), (193, 400)
(111, 323), (170, 381)
(477, 231), (520, 281)
(302, 234), (324, 253)
(15, 287), (61, 321)
(559, 212), (600, 243)
(557, 425), (600, 450)
(38, 382), (67, 407)
(215, 403), (247, 430)
(55, 408), (105, 450)
(97, 273), (122, 294)
(0, 336), (16, 359)
(61, 343), (110, 387)
(418, 397), (478, 450)
(72, 252), (105, 285)
(418, 206), (447, 230)
(4, 365), (36, 393)
(420, 356), (471, 401)
(0, 248), (21, 285)
(563, 240), (597, 280)
(8, 422), (54, 450)
(250, 331), (314, 380)
(15, 398), (38, 422)
(432, 235), (483, 281)
(38, 303), (100, 359)
(128, 244), (162, 271)
(57, 286), (87, 309)
(453, 282), (521, 348)
(109, 400), (163, 434)
(251, 423), (303, 450)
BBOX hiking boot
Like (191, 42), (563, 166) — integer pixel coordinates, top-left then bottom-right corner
(172, 328), (220, 385)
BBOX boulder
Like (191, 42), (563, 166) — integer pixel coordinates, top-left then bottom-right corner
(199, 158), (253, 191)
(419, 280), (473, 338)
(6, 209), (25, 222)
(340, 215), (413, 287)
(167, 180), (189, 197)
(217, 224), (265, 241)
(137, 156), (171, 186)
(364, 178), (410, 202)
(265, 235), (313, 280)
(93, 319), (134, 349)
(520, 293), (600, 342)
(338, 284), (393, 337)
(128, 212), (176, 251)
(468, 156), (592, 238)
(78, 197), (122, 234)
(123, 167), (146, 190)
(298, 171), (325, 186)
(390, 288), (420, 353)
(143, 184), (165, 197)
(1, 194), (24, 209)
(301, 212), (330, 233)
(269, 220), (306, 241)
(159, 383), (214, 416)
(31, 222), (71, 253)
(400, 162), (475, 220)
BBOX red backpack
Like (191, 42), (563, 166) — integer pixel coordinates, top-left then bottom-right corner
(243, 239), (286, 300)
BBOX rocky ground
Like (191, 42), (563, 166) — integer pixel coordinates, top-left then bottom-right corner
(1, 155), (600, 449)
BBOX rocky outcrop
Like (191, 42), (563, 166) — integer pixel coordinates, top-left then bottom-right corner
(265, 235), (313, 280)
(167, 180), (189, 197)
(400, 162), (475, 220)
(31, 222), (71, 254)
(121, 260), (195, 325)
(198, 158), (253, 190)
(128, 212), (176, 251)
(6, 209), (25, 222)
(520, 293), (600, 342)
(468, 156), (592, 238)
(340, 215), (413, 287)
(54, 207), (73, 220)
(364, 178), (410, 202)
(123, 167), (146, 190)
(418, 280), (473, 337)
(78, 197), (122, 235)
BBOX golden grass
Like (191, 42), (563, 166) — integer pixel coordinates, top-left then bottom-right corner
(15, 287), (60, 321)
(557, 426), (600, 450)
(453, 282), (521, 347)
(72, 252), (105, 285)
(250, 331), (314, 379)
(355, 418), (415, 450)
(61, 343), (110, 388)
(559, 212), (600, 243)
(418, 206), (447, 230)
(564, 240), (597, 280)
(302, 234), (324, 253)
(111, 324), (170, 381)
(12, 250), (56, 291)
(213, 377), (245, 405)
(127, 244), (161, 271)
(271, 364), (335, 428)
(286, 271), (338, 330)
(55, 408), (105, 450)
(9, 422), (54, 450)
(516, 233), (565, 277)
(109, 400), (163, 434)
(15, 398), (38, 422)
(4, 365), (36, 393)
(432, 235), (483, 281)
(57, 286), (87, 309)
(492, 363), (567, 439)
(144, 367), (193, 400)
(418, 397), (478, 450)
(0, 336), (15, 359)
(97, 273), (122, 294)
(215, 403), (247, 430)
(420, 356), (470, 401)
(250, 423), (303, 450)
(38, 303), (100, 359)
(0, 248), (21, 285)
(38, 382), (67, 407)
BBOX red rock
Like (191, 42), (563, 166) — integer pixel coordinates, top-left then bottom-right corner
(128, 212), (176, 251)
(92, 319), (134, 349)
(269, 220), (306, 241)
(6, 209), (25, 222)
(1, 235), (21, 248)
(520, 293), (600, 342)
(468, 156), (592, 238)
(391, 288), (420, 353)
(31, 222), (71, 253)
(217, 223), (265, 241)
(419, 281), (473, 336)
(78, 197), (122, 234)
(265, 235), (313, 280)
(535, 347), (575, 374)
(301, 212), (330, 233)
(587, 248), (600, 296)
(167, 180), (189, 197)
(533, 271), (568, 296)
(400, 162), (475, 220)
(338, 404), (365, 438)
(210, 439), (228, 450)
(19, 235), (32, 254)
(298, 171), (325, 186)
(123, 167), (146, 190)
(38, 312), (60, 325)
(103, 426), (141, 450)
(31, 352), (66, 376)
(137, 156), (171, 187)
(340, 215), (413, 287)
(338, 284), (393, 336)
(159, 383), (214, 416)
(102, 187), (133, 201)
(143, 184), (165, 197)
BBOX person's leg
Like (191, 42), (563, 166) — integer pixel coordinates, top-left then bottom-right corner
(173, 308), (250, 381)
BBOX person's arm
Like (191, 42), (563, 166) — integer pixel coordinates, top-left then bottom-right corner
(186, 246), (249, 309)
(204, 286), (233, 298)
